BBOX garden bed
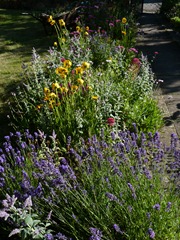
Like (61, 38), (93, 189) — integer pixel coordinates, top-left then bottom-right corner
(0, 1), (179, 239)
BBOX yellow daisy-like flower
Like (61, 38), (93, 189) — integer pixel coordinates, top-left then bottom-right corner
(52, 82), (60, 90)
(76, 26), (81, 32)
(84, 31), (89, 36)
(122, 31), (126, 36)
(75, 66), (84, 75)
(63, 59), (72, 69)
(85, 26), (89, 31)
(81, 62), (90, 70)
(54, 42), (58, 47)
(55, 66), (68, 76)
(122, 17), (127, 24)
(60, 87), (68, 93)
(50, 20), (56, 26)
(44, 87), (50, 94)
(77, 78), (84, 85)
(71, 85), (78, 91)
(92, 96), (98, 100)
(47, 15), (53, 23)
(49, 92), (57, 98)
(59, 19), (66, 27)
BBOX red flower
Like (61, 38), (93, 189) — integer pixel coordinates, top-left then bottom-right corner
(131, 58), (141, 66)
(107, 117), (115, 126)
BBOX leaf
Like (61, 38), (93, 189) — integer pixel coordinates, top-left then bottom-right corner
(8, 228), (21, 237)
(25, 215), (34, 227)
(32, 219), (41, 226)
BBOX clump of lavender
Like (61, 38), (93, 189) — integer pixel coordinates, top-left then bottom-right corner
(0, 129), (180, 239)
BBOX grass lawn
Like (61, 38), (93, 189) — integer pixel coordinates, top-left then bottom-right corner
(0, 8), (55, 142)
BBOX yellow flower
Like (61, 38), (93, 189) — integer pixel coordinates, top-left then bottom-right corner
(84, 31), (89, 36)
(49, 92), (57, 98)
(92, 96), (98, 100)
(77, 78), (84, 85)
(61, 38), (66, 44)
(122, 31), (126, 36)
(55, 66), (68, 76)
(76, 26), (81, 32)
(60, 73), (67, 79)
(44, 87), (50, 94)
(63, 59), (72, 69)
(47, 15), (53, 23)
(52, 82), (60, 90)
(71, 85), (78, 91)
(50, 20), (56, 26)
(54, 42), (58, 47)
(36, 104), (42, 110)
(122, 17), (127, 24)
(81, 62), (90, 70)
(59, 19), (66, 27)
(85, 26), (89, 31)
(44, 96), (49, 101)
(60, 87), (68, 93)
(75, 66), (84, 75)
(87, 86), (93, 91)
(49, 100), (55, 109)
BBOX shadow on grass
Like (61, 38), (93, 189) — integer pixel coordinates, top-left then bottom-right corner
(0, 8), (56, 144)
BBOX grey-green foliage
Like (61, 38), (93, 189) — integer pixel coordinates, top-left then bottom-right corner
(0, 194), (52, 239)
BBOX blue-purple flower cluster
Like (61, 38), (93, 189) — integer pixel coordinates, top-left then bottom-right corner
(0, 128), (179, 239)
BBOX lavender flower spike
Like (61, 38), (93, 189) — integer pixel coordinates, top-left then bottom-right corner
(148, 228), (155, 239)
(89, 227), (103, 240)
(24, 196), (32, 208)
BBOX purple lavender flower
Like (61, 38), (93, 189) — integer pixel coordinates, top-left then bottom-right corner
(113, 224), (124, 234)
(146, 212), (151, 219)
(55, 232), (68, 240)
(148, 228), (155, 239)
(166, 202), (172, 211)
(45, 233), (54, 240)
(105, 192), (119, 202)
(0, 165), (4, 173)
(127, 183), (136, 199)
(153, 203), (160, 210)
(89, 227), (102, 240)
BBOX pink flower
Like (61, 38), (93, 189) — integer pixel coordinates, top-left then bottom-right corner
(61, 58), (65, 62)
(131, 58), (141, 66)
(107, 117), (115, 126)
(109, 22), (114, 27)
(129, 48), (138, 54)
(154, 51), (159, 55)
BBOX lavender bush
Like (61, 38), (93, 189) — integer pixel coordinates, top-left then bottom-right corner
(0, 129), (179, 239)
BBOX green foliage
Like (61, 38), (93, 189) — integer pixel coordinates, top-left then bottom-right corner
(0, 195), (52, 239)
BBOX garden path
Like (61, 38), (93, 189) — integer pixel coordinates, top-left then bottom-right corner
(136, 0), (180, 145)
